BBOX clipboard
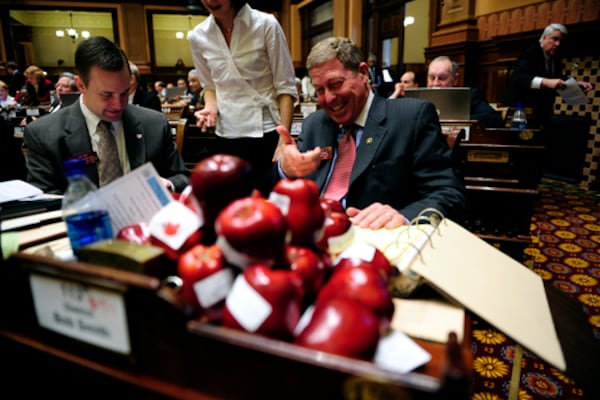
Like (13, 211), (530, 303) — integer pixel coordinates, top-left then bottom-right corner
(353, 215), (600, 395)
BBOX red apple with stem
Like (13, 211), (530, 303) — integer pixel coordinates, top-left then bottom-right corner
(269, 178), (325, 248)
(223, 264), (305, 340)
(215, 196), (289, 270)
(190, 154), (255, 244)
(294, 297), (381, 359)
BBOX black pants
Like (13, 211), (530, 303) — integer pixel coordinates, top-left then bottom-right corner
(215, 130), (278, 196)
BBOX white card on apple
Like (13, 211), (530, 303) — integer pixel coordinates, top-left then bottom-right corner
(225, 274), (272, 332)
(374, 330), (431, 374)
(149, 201), (201, 250)
(194, 268), (235, 309)
(336, 241), (376, 264)
(268, 192), (291, 216)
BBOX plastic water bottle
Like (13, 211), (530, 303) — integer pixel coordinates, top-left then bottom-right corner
(62, 158), (113, 252)
(511, 103), (527, 129)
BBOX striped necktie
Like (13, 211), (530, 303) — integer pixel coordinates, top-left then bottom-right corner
(323, 125), (356, 201)
(97, 120), (122, 186)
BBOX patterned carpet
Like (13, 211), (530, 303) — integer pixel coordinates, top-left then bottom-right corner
(470, 178), (600, 400)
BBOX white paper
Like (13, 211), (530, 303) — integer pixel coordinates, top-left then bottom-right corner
(411, 218), (566, 371)
(374, 330), (431, 374)
(557, 77), (588, 105)
(95, 162), (173, 234)
(391, 298), (465, 343)
(0, 180), (43, 203)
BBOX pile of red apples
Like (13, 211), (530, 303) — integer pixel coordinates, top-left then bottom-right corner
(117, 154), (398, 361)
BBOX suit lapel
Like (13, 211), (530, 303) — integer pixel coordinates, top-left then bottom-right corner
(351, 96), (386, 182)
(122, 108), (146, 169)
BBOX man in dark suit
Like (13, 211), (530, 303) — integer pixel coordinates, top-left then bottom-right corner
(5, 61), (25, 97)
(274, 37), (465, 229)
(129, 62), (162, 112)
(503, 23), (592, 127)
(427, 56), (504, 128)
(24, 36), (189, 194)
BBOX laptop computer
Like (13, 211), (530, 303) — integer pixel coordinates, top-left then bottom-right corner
(166, 87), (184, 101)
(403, 88), (471, 121)
(60, 92), (80, 107)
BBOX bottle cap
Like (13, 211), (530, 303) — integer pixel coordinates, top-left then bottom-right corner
(64, 158), (87, 178)
(515, 102), (523, 109)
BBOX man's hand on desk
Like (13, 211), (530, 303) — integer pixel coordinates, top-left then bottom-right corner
(347, 202), (408, 230)
(276, 125), (321, 178)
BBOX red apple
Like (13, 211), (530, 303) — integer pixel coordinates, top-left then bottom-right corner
(319, 197), (346, 214)
(269, 178), (325, 248)
(116, 222), (151, 245)
(285, 245), (327, 300)
(190, 154), (255, 244)
(177, 243), (234, 322)
(215, 196), (288, 270)
(223, 264), (304, 340)
(294, 297), (381, 359)
(334, 242), (394, 284)
(317, 264), (394, 322)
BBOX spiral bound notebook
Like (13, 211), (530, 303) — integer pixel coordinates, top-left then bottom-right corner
(353, 214), (566, 372)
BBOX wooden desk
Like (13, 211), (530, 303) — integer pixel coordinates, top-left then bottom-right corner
(0, 250), (472, 399)
(447, 122), (546, 259)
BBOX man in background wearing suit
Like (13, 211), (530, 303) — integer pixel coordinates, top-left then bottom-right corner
(427, 56), (504, 128)
(24, 36), (189, 194)
(49, 72), (77, 113)
(129, 62), (162, 112)
(503, 23), (592, 127)
(274, 37), (465, 230)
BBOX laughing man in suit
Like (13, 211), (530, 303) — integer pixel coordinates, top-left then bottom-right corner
(24, 36), (189, 194)
(274, 37), (465, 229)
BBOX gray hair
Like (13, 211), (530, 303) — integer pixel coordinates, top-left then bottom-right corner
(430, 55), (459, 75)
(129, 62), (141, 83)
(540, 23), (568, 43)
(306, 37), (363, 73)
(188, 69), (199, 78)
(59, 71), (77, 91)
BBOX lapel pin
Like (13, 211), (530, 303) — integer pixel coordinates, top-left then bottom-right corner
(136, 133), (143, 139)
(366, 137), (373, 145)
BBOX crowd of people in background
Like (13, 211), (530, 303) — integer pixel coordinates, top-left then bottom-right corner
(1, 11), (591, 213)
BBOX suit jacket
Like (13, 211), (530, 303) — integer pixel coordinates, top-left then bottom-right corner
(469, 87), (504, 128)
(132, 88), (162, 112)
(0, 118), (26, 182)
(294, 95), (466, 222)
(504, 43), (563, 124)
(24, 102), (189, 194)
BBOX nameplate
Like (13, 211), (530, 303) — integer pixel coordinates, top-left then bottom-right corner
(467, 150), (509, 163)
(29, 273), (131, 355)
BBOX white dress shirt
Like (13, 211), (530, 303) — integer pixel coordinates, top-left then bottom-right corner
(189, 4), (297, 138)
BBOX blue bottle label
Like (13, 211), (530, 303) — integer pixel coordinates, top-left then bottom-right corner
(65, 210), (113, 251)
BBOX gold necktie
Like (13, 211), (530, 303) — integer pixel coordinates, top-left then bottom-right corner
(97, 121), (122, 186)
